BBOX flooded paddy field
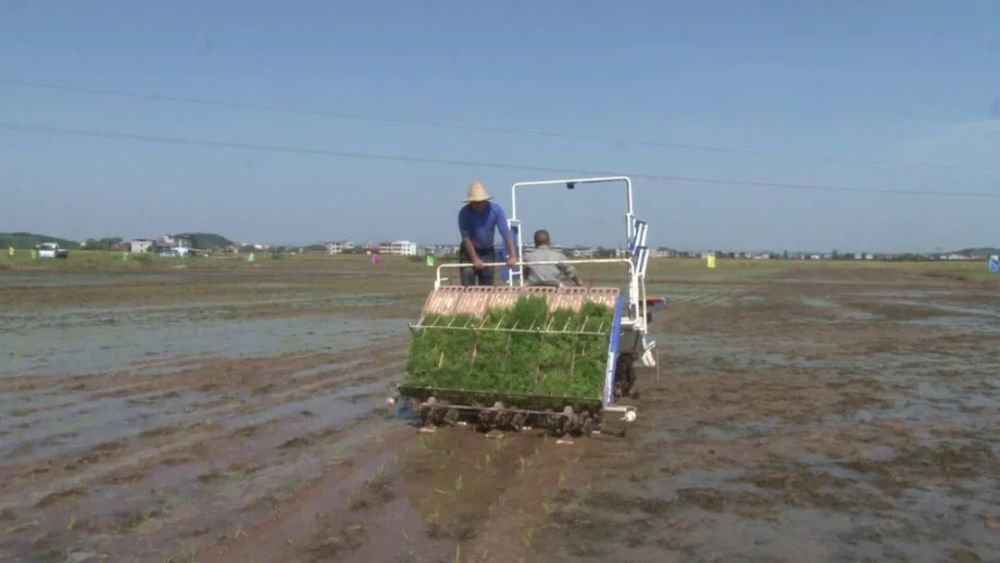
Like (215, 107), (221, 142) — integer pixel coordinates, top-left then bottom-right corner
(0, 258), (996, 562)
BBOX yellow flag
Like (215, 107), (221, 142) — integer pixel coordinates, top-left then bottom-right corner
(707, 254), (717, 269)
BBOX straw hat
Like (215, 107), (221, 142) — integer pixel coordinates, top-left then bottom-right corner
(463, 180), (493, 202)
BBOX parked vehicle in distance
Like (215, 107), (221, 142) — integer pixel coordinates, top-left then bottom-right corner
(38, 242), (69, 259)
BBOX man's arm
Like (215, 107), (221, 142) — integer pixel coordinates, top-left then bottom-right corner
(556, 254), (582, 286)
(494, 205), (517, 267)
(463, 237), (483, 269)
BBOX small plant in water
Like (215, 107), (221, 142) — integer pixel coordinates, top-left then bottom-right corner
(542, 495), (555, 516)
(365, 463), (392, 499)
(521, 524), (536, 547)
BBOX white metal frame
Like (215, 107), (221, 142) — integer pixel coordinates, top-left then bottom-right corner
(441, 176), (656, 367)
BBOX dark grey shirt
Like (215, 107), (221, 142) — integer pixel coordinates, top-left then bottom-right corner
(524, 246), (578, 286)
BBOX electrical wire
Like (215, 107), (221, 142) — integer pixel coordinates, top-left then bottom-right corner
(2, 120), (998, 198)
(3, 78), (997, 173)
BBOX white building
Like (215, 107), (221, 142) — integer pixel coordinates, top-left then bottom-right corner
(127, 239), (153, 253)
(378, 240), (418, 256)
(325, 241), (355, 255)
(158, 235), (191, 248)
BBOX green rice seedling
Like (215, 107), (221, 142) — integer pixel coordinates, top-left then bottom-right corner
(402, 296), (613, 404)
(521, 524), (536, 547)
(469, 308), (509, 389)
(542, 495), (555, 516)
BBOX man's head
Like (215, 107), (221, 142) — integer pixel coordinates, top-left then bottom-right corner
(533, 229), (551, 247)
(464, 180), (492, 212)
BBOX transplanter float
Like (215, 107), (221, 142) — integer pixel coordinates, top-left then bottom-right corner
(394, 177), (665, 435)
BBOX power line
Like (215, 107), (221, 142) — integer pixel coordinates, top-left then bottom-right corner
(4, 77), (998, 174)
(2, 120), (998, 199)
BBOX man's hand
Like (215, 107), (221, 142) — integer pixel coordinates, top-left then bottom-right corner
(505, 255), (517, 268)
(472, 258), (485, 270)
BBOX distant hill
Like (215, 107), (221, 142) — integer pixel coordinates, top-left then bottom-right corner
(0, 232), (80, 249)
(173, 233), (234, 250)
(952, 247), (1000, 258)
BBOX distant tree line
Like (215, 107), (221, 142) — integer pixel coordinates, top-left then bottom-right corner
(83, 237), (123, 250)
(0, 232), (80, 249)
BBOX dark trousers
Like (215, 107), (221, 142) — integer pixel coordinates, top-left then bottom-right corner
(461, 248), (495, 286)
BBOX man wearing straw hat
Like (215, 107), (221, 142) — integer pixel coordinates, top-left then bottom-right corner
(458, 180), (517, 286)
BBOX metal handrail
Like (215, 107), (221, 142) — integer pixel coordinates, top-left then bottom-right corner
(507, 176), (635, 288)
(434, 257), (634, 289)
(408, 324), (610, 337)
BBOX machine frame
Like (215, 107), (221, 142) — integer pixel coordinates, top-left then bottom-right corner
(425, 176), (658, 420)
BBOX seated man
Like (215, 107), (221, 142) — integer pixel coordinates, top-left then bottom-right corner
(524, 229), (582, 287)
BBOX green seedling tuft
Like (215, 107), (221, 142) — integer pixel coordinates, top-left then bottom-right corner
(403, 297), (613, 405)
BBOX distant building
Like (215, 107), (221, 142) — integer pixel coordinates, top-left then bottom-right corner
(427, 244), (459, 256)
(158, 235), (191, 248)
(127, 239), (153, 253)
(395, 241), (418, 256)
(377, 240), (417, 256)
(325, 241), (355, 255)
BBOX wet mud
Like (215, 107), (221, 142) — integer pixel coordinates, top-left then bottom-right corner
(1, 263), (996, 561)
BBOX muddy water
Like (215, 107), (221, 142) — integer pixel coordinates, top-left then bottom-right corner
(532, 279), (999, 562)
(1, 266), (997, 562)
(1, 305), (407, 376)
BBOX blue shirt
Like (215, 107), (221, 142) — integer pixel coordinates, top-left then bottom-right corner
(458, 202), (512, 250)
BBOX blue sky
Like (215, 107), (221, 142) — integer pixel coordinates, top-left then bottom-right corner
(1, 0), (997, 251)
